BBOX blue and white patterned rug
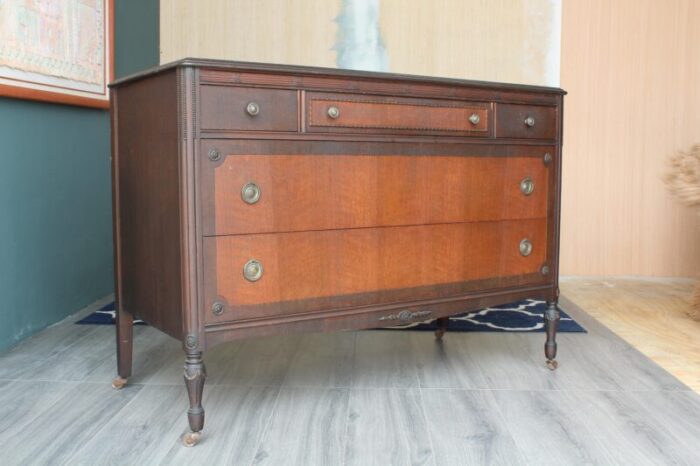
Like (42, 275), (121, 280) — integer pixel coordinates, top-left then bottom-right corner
(77, 299), (585, 333)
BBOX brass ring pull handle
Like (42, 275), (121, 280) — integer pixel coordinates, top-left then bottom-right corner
(243, 259), (263, 282)
(241, 182), (261, 205)
(519, 239), (533, 257)
(520, 177), (534, 196)
(327, 106), (340, 119)
(246, 102), (260, 116)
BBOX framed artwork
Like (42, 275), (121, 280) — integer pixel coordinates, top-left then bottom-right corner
(0, 0), (114, 109)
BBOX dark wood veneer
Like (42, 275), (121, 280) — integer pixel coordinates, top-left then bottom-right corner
(200, 85), (298, 132)
(109, 59), (565, 446)
(306, 92), (491, 136)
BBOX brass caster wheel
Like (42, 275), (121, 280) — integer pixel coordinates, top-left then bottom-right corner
(546, 360), (559, 371)
(434, 329), (446, 341)
(112, 376), (128, 390)
(183, 432), (201, 447)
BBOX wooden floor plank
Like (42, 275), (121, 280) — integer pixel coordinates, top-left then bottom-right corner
(0, 380), (78, 438)
(408, 331), (490, 389)
(490, 389), (655, 466)
(63, 385), (187, 465)
(6, 382), (142, 465)
(561, 277), (700, 391)
(84, 326), (179, 384)
(421, 389), (526, 466)
(344, 388), (433, 466)
(561, 389), (700, 465)
(352, 331), (420, 388)
(214, 334), (302, 387)
(159, 385), (280, 465)
(628, 389), (700, 451)
(252, 387), (350, 465)
(0, 323), (99, 380)
(283, 332), (356, 388)
(0, 295), (112, 380)
(560, 295), (690, 391)
(1, 282), (699, 465)
(138, 338), (245, 386)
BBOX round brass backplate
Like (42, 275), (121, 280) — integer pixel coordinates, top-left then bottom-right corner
(243, 259), (264, 282)
(520, 177), (534, 196)
(241, 182), (261, 205)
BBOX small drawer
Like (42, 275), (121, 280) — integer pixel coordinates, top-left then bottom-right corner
(306, 92), (490, 136)
(200, 86), (298, 132)
(496, 104), (557, 139)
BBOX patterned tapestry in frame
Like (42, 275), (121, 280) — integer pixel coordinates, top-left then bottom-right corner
(0, 0), (113, 108)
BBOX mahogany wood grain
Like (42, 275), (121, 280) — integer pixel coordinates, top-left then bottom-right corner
(306, 92), (489, 135)
(203, 219), (547, 322)
(496, 103), (557, 140)
(205, 154), (548, 235)
(203, 285), (553, 348)
(191, 65), (564, 105)
(199, 85), (298, 132)
(112, 70), (182, 339)
(110, 59), (564, 441)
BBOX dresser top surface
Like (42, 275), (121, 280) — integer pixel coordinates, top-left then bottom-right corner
(110, 58), (566, 96)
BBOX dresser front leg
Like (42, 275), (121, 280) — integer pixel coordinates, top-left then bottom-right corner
(183, 351), (207, 447)
(435, 317), (449, 341)
(112, 304), (133, 390)
(544, 302), (560, 370)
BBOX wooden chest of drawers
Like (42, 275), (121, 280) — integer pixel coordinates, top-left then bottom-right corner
(109, 59), (565, 446)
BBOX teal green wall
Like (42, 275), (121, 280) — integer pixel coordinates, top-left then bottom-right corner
(0, 0), (159, 352)
(115, 0), (160, 77)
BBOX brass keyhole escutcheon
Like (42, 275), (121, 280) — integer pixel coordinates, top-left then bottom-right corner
(241, 182), (261, 205)
(520, 177), (534, 196)
(519, 239), (533, 257)
(243, 259), (264, 282)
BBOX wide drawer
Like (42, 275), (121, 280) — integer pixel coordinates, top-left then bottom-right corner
(203, 219), (548, 323)
(201, 154), (549, 236)
(495, 103), (557, 139)
(306, 92), (490, 135)
(200, 85), (298, 132)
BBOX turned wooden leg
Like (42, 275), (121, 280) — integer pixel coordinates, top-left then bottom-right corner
(435, 317), (449, 341)
(183, 350), (206, 447)
(112, 303), (133, 389)
(544, 301), (560, 370)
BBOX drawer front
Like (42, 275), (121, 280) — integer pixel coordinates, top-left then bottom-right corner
(306, 92), (489, 135)
(496, 104), (556, 139)
(203, 219), (548, 323)
(200, 85), (298, 131)
(202, 154), (549, 236)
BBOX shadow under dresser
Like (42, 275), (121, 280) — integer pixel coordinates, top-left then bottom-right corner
(109, 59), (566, 446)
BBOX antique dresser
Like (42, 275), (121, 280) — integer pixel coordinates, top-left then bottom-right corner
(109, 59), (565, 446)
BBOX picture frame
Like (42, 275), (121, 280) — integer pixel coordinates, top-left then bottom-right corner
(0, 0), (114, 109)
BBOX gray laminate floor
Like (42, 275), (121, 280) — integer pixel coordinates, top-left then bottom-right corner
(1, 295), (699, 466)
